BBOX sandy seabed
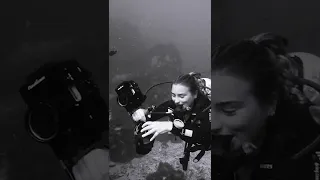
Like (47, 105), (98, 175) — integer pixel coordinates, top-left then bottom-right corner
(109, 140), (211, 180)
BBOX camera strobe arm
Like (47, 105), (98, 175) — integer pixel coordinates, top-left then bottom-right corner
(146, 109), (174, 120)
(141, 104), (174, 122)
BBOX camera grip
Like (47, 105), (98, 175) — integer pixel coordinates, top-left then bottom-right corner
(134, 121), (155, 155)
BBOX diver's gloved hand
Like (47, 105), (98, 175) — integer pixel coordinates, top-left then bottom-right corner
(305, 87), (320, 125)
(72, 148), (109, 180)
(132, 108), (148, 122)
(141, 121), (173, 141)
(310, 106), (320, 125)
(309, 102), (320, 126)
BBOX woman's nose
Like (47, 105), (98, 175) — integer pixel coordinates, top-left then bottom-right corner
(172, 98), (180, 104)
(211, 120), (232, 135)
(211, 111), (231, 135)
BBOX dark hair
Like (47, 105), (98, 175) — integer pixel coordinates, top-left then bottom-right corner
(173, 72), (202, 95)
(211, 32), (307, 106)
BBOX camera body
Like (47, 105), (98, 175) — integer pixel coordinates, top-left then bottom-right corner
(133, 120), (155, 155)
(115, 81), (155, 154)
(19, 60), (108, 167)
(115, 80), (146, 115)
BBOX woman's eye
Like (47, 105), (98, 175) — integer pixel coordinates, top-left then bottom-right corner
(221, 109), (237, 116)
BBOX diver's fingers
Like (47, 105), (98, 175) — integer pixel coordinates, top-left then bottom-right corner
(137, 108), (146, 115)
(141, 121), (153, 128)
(72, 157), (91, 180)
(141, 124), (153, 132)
(142, 128), (156, 138)
(150, 131), (159, 141)
(309, 106), (320, 125)
(132, 110), (145, 122)
(82, 149), (109, 179)
(132, 113), (138, 121)
(133, 115), (141, 122)
(137, 110), (146, 121)
(140, 114), (146, 122)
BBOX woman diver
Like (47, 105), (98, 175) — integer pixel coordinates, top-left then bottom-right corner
(131, 72), (211, 167)
(211, 32), (320, 180)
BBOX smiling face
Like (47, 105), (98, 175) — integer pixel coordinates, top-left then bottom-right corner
(171, 83), (197, 111)
(211, 73), (272, 152)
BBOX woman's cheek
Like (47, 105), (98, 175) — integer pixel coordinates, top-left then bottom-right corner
(223, 113), (253, 138)
(222, 113), (249, 131)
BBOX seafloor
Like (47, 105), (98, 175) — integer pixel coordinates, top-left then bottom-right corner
(109, 137), (211, 180)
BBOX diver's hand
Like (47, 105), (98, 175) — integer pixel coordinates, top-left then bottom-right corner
(310, 106), (320, 125)
(141, 121), (173, 141)
(72, 148), (109, 180)
(132, 108), (148, 122)
(307, 90), (320, 125)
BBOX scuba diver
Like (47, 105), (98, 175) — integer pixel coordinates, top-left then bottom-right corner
(116, 72), (211, 170)
(211, 32), (320, 180)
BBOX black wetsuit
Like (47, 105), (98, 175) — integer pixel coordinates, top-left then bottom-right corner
(213, 101), (320, 180)
(147, 93), (211, 151)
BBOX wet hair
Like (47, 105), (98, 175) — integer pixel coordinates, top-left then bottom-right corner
(173, 72), (203, 95)
(212, 32), (307, 106)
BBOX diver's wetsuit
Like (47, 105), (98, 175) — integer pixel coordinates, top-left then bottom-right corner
(213, 101), (320, 180)
(148, 93), (211, 150)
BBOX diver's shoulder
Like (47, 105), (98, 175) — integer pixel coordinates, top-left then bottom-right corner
(194, 94), (210, 113)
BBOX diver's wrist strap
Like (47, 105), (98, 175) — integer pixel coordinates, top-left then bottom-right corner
(170, 123), (182, 135)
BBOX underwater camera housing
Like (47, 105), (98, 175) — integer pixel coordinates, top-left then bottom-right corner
(115, 80), (147, 115)
(115, 81), (154, 154)
(19, 60), (108, 168)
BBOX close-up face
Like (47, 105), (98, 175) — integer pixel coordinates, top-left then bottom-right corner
(211, 73), (272, 151)
(171, 83), (197, 110)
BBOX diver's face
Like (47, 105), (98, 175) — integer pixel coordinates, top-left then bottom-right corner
(171, 84), (197, 110)
(211, 73), (271, 152)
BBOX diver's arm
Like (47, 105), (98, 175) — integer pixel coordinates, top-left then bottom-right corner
(72, 148), (109, 180)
